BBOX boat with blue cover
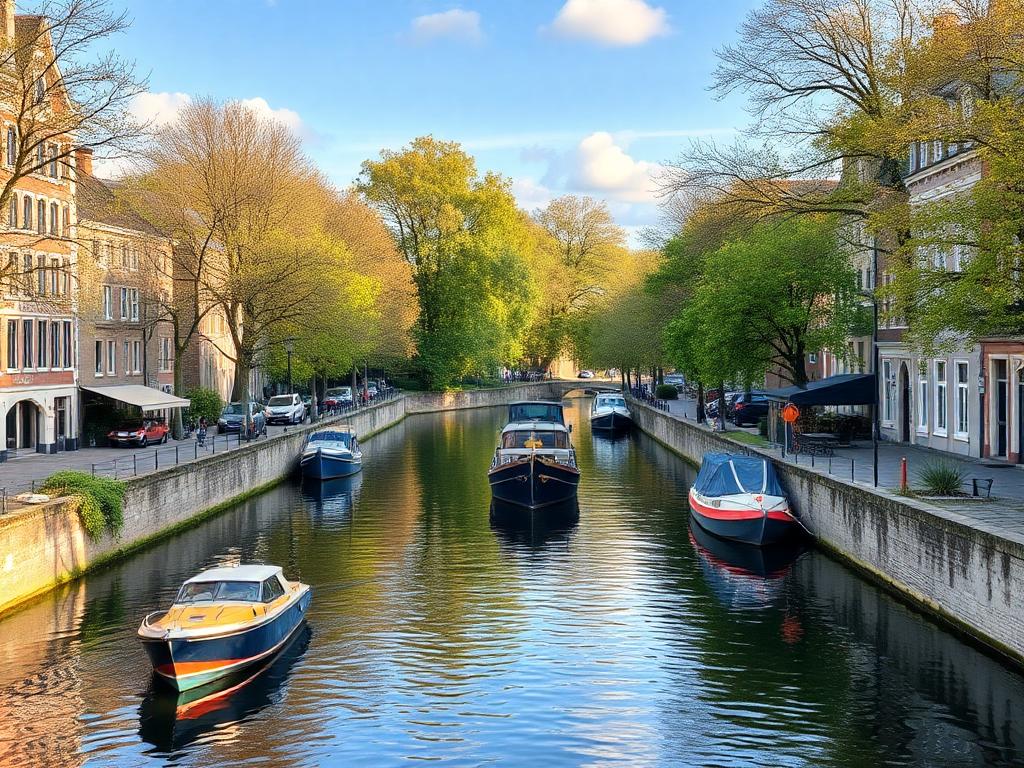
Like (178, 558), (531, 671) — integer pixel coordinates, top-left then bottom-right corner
(300, 426), (362, 479)
(138, 565), (311, 691)
(688, 453), (797, 546)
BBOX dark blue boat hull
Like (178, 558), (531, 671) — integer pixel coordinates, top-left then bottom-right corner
(489, 456), (579, 509)
(301, 451), (361, 479)
(688, 506), (795, 547)
(591, 411), (631, 432)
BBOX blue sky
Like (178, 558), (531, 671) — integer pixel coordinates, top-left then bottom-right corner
(108, 0), (758, 239)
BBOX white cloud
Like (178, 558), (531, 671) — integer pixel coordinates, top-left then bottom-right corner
(571, 131), (661, 202)
(510, 177), (556, 213)
(409, 9), (483, 44)
(238, 96), (304, 134)
(130, 91), (192, 128)
(548, 0), (670, 46)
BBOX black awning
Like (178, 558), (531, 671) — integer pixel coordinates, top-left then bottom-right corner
(765, 373), (876, 406)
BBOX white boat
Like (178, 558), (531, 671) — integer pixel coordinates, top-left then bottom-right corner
(300, 427), (362, 479)
(488, 420), (580, 509)
(590, 393), (632, 432)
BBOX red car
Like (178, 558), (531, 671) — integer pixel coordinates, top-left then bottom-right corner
(107, 418), (170, 447)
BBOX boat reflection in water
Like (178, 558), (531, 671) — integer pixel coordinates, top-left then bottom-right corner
(490, 499), (579, 549)
(138, 623), (311, 753)
(301, 473), (363, 520)
(689, 517), (807, 611)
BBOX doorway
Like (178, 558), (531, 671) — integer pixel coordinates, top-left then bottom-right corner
(996, 359), (1008, 457)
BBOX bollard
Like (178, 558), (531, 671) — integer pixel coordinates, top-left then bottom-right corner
(175, 445), (179, 465)
(155, 449), (159, 470)
(851, 458), (855, 482)
(811, 454), (815, 468)
(828, 456), (832, 474)
(133, 454), (137, 476)
(900, 456), (908, 492)
(91, 463), (95, 476)
(212, 435), (216, 454)
(194, 441), (198, 460)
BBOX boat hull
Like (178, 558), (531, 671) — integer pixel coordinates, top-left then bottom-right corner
(489, 455), (579, 509)
(688, 487), (797, 546)
(142, 588), (312, 691)
(591, 410), (632, 432)
(300, 450), (361, 479)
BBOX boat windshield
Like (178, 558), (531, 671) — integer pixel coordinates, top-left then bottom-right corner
(597, 397), (626, 408)
(508, 403), (564, 423)
(175, 580), (261, 604)
(309, 431), (352, 446)
(502, 430), (568, 449)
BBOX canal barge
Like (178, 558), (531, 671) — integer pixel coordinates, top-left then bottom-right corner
(688, 453), (797, 546)
(489, 418), (580, 509)
(138, 565), (311, 691)
(590, 393), (632, 433)
(300, 427), (362, 479)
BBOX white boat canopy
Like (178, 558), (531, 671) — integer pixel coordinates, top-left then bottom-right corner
(82, 384), (191, 412)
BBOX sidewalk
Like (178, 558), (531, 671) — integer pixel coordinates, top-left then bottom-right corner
(646, 394), (1024, 540)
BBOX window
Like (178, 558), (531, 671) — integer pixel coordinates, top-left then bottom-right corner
(21, 319), (32, 368)
(5, 253), (15, 293)
(130, 288), (139, 321)
(883, 360), (895, 423)
(261, 577), (285, 603)
(102, 285), (112, 319)
(34, 76), (44, 104)
(932, 140), (943, 163)
(36, 255), (46, 295)
(7, 195), (15, 228)
(22, 254), (32, 294)
(22, 196), (30, 229)
(49, 322), (58, 370)
(120, 243), (128, 268)
(6, 319), (16, 369)
(37, 320), (46, 367)
(122, 340), (129, 374)
(106, 339), (115, 375)
(5, 126), (14, 166)
(48, 145), (57, 178)
(917, 371), (928, 432)
(94, 339), (103, 375)
(160, 337), (171, 371)
(857, 341), (865, 373)
(955, 361), (969, 438)
(918, 142), (927, 168)
(62, 205), (69, 237)
(62, 259), (69, 295)
(49, 202), (57, 235)
(36, 199), (45, 234)
(131, 249), (139, 271)
(62, 321), (71, 368)
(50, 258), (59, 295)
(132, 340), (141, 373)
(119, 287), (128, 320)
(909, 142), (917, 173)
(935, 361), (948, 435)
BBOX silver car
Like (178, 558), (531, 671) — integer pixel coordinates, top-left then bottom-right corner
(266, 393), (305, 425)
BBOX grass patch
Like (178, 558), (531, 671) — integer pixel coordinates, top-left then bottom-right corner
(726, 430), (770, 447)
(915, 461), (969, 496)
(39, 471), (126, 540)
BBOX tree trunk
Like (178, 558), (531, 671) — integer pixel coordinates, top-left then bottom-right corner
(718, 380), (727, 431)
(351, 365), (358, 404)
(657, 367), (664, 386)
(696, 382), (705, 423)
(172, 350), (185, 439)
(309, 374), (319, 421)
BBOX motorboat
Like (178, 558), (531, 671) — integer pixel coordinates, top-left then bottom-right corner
(300, 426), (362, 479)
(590, 393), (631, 433)
(138, 565), (312, 691)
(488, 420), (580, 509)
(688, 453), (799, 546)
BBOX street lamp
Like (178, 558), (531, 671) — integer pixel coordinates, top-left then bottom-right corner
(857, 238), (880, 488)
(284, 337), (295, 394)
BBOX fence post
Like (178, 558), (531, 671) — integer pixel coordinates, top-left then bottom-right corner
(91, 463), (95, 477)
(133, 454), (137, 476)
(851, 459), (855, 482)
(155, 449), (159, 471)
(176, 445), (179, 465)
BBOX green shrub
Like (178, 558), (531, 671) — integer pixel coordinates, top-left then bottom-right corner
(39, 471), (126, 540)
(655, 384), (679, 400)
(185, 387), (223, 425)
(916, 462), (968, 496)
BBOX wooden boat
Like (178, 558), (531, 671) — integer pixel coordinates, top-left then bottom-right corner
(688, 453), (798, 546)
(488, 420), (580, 509)
(138, 565), (311, 691)
(590, 393), (632, 432)
(300, 426), (362, 479)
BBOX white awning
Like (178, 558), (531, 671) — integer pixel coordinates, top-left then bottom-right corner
(81, 385), (190, 411)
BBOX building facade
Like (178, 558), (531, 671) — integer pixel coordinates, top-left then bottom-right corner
(0, 8), (79, 459)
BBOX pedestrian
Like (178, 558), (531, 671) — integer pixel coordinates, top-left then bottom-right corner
(197, 417), (208, 447)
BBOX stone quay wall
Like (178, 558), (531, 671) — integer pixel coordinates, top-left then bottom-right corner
(629, 398), (1024, 666)
(0, 382), (581, 616)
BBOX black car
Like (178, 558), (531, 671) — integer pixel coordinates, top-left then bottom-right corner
(732, 392), (770, 426)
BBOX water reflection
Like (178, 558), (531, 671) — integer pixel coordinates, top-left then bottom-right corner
(0, 403), (1020, 766)
(300, 473), (362, 523)
(489, 500), (579, 550)
(138, 624), (311, 753)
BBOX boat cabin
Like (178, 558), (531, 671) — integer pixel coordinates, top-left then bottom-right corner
(508, 401), (565, 425)
(501, 424), (571, 450)
(593, 394), (627, 410)
(307, 428), (356, 449)
(174, 565), (289, 605)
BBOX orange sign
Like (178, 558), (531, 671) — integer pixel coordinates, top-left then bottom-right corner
(781, 403), (800, 423)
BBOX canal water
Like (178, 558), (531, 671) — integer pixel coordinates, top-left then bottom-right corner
(0, 399), (1022, 767)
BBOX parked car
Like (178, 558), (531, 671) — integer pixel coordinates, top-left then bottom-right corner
(217, 402), (267, 436)
(366, 381), (380, 399)
(323, 387), (353, 410)
(266, 393), (305, 425)
(107, 418), (169, 448)
(664, 373), (686, 391)
(578, 370), (595, 379)
(732, 392), (771, 426)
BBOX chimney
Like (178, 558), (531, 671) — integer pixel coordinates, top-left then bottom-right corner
(75, 147), (93, 177)
(0, 0), (14, 44)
